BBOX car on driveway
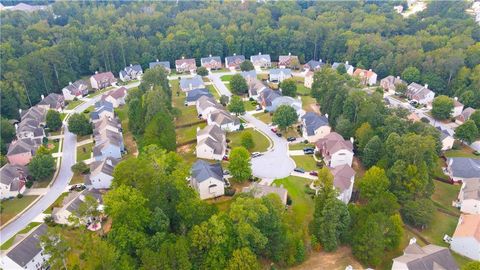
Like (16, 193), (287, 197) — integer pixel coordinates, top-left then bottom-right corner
(69, 184), (86, 192)
(223, 155), (229, 161)
(271, 127), (277, 133)
(276, 132), (282, 137)
(294, 167), (305, 173)
(251, 152), (262, 158)
(303, 148), (314, 154)
(309, 171), (318, 176)
(287, 137), (296, 142)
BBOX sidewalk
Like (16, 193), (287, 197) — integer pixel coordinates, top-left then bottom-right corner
(77, 138), (93, 146)
(288, 150), (304, 156)
(290, 171), (317, 180)
(23, 188), (49, 196)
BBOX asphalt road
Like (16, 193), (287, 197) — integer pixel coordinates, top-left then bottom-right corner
(207, 72), (234, 97)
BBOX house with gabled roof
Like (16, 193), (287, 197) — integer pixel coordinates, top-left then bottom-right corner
(315, 132), (354, 168)
(437, 126), (454, 151)
(246, 77), (266, 100)
(380, 75), (405, 93)
(458, 179), (480, 214)
(243, 183), (288, 205)
(196, 125), (226, 160)
(86, 157), (119, 189)
(101, 87), (127, 108)
(257, 88), (282, 111)
(269, 68), (292, 83)
(90, 71), (116, 90)
(37, 93), (64, 111)
(196, 96), (223, 119)
(278, 54), (299, 69)
(20, 106), (47, 125)
(250, 53), (271, 69)
(331, 164), (356, 204)
(270, 96), (304, 118)
(185, 88), (212, 106)
(332, 61), (354, 75)
(175, 58), (196, 73)
(392, 239), (458, 270)
(16, 118), (45, 141)
(149, 59), (171, 73)
(93, 117), (121, 136)
(452, 98), (464, 118)
(52, 189), (104, 225)
(301, 112), (331, 142)
(447, 157), (480, 182)
(304, 59), (325, 72)
(456, 107), (475, 124)
(0, 164), (28, 199)
(225, 54), (245, 69)
(6, 138), (39, 166)
(207, 110), (240, 132)
(62, 80), (89, 100)
(451, 214), (480, 260)
(0, 223), (49, 270)
(119, 64), (143, 82)
(190, 160), (225, 200)
(200, 55), (222, 70)
(90, 101), (114, 122)
(406, 83), (435, 105)
(353, 68), (378, 86)
(180, 75), (205, 92)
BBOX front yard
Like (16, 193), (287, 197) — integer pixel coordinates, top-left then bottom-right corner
(291, 155), (318, 171)
(255, 112), (273, 124)
(206, 85), (220, 100)
(76, 142), (93, 162)
(296, 83), (310, 96)
(44, 192), (69, 214)
(65, 99), (84, 110)
(243, 100), (257, 111)
(227, 128), (271, 152)
(445, 145), (479, 159)
(220, 74), (233, 82)
(0, 196), (38, 225)
(289, 142), (314, 151)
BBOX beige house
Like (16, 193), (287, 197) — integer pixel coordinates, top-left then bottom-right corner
(301, 112), (331, 142)
(458, 179), (480, 214)
(196, 125), (226, 160)
(392, 239), (458, 270)
(451, 214), (480, 260)
(190, 160), (225, 200)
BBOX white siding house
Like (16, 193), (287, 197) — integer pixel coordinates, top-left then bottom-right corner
(190, 160), (225, 200)
(315, 132), (354, 168)
(196, 125), (226, 161)
(458, 179), (480, 214)
(451, 214), (480, 260)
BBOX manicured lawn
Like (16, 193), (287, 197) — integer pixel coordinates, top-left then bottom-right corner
(289, 142), (314, 151)
(176, 106), (203, 126)
(280, 127), (300, 138)
(70, 172), (86, 185)
(432, 158), (449, 179)
(255, 112), (273, 124)
(0, 196), (38, 224)
(44, 192), (69, 214)
(273, 176), (314, 228)
(176, 122), (207, 144)
(77, 142), (93, 161)
(452, 251), (473, 268)
(302, 95), (318, 113)
(291, 155), (318, 171)
(87, 86), (113, 98)
(432, 181), (461, 213)
(296, 83), (310, 95)
(220, 74), (233, 82)
(420, 210), (458, 246)
(83, 105), (94, 115)
(47, 139), (60, 153)
(177, 143), (198, 166)
(76, 134), (91, 143)
(206, 85), (220, 100)
(243, 100), (257, 111)
(60, 113), (67, 121)
(31, 171), (55, 188)
(227, 128), (271, 153)
(116, 104), (138, 158)
(0, 222), (42, 250)
(445, 146), (479, 158)
(65, 99), (83, 110)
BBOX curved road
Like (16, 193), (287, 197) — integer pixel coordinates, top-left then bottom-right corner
(0, 82), (140, 245)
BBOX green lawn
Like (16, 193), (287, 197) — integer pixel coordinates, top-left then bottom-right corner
(176, 106), (203, 126)
(421, 210), (458, 246)
(116, 104), (138, 158)
(65, 99), (83, 110)
(273, 176), (314, 228)
(83, 105), (94, 115)
(289, 142), (314, 150)
(76, 142), (93, 161)
(243, 100), (257, 111)
(48, 139), (60, 153)
(220, 74), (233, 82)
(44, 192), (69, 214)
(296, 83), (310, 95)
(87, 86), (114, 98)
(0, 222), (42, 250)
(255, 112), (273, 124)
(302, 95), (318, 113)
(227, 128), (271, 153)
(452, 252), (473, 268)
(0, 196), (38, 224)
(291, 155), (318, 171)
(60, 113), (67, 121)
(76, 134), (91, 143)
(431, 181), (461, 213)
(445, 148), (479, 159)
(176, 122), (207, 144)
(70, 172), (86, 185)
(206, 85), (220, 100)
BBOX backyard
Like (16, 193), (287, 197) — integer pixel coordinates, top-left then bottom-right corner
(176, 122), (207, 145)
(76, 142), (93, 161)
(116, 104), (138, 158)
(431, 181), (461, 213)
(227, 128), (271, 153)
(296, 83), (310, 96)
(0, 196), (38, 225)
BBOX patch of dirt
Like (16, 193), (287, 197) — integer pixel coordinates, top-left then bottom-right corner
(309, 104), (320, 114)
(292, 246), (364, 270)
(177, 144), (192, 153)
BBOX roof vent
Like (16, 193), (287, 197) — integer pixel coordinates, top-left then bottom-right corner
(409, 237), (417, 245)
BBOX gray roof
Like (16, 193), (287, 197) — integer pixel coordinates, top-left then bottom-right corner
(90, 157), (119, 177)
(197, 125), (226, 155)
(278, 55), (299, 67)
(197, 96), (222, 111)
(125, 64), (142, 73)
(64, 80), (88, 94)
(66, 189), (103, 213)
(210, 110), (240, 126)
(269, 68), (292, 77)
(191, 160), (223, 183)
(394, 243), (458, 270)
(448, 158), (480, 179)
(225, 55), (245, 67)
(462, 178), (480, 200)
(259, 88), (282, 107)
(21, 106), (47, 123)
(302, 112), (329, 136)
(180, 75), (205, 91)
(6, 224), (48, 267)
(436, 127), (452, 141)
(149, 60), (170, 70)
(407, 82), (434, 99)
(186, 88), (212, 102)
(251, 54), (271, 65)
(247, 77), (266, 97)
(200, 56), (222, 66)
(38, 93), (64, 109)
(7, 138), (36, 156)
(332, 61), (353, 71)
(305, 60), (325, 71)
(331, 164), (355, 192)
(0, 164), (28, 191)
(241, 70), (257, 80)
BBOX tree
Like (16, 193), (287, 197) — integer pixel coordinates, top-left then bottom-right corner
(28, 154), (55, 181)
(226, 248), (260, 270)
(431, 95), (454, 120)
(455, 120), (479, 144)
(241, 132), (255, 150)
(227, 95), (245, 115)
(401, 199), (434, 228)
(228, 147), (252, 182)
(362, 136), (383, 168)
(272, 105), (297, 131)
(71, 161), (89, 174)
(279, 79), (297, 97)
(46, 110), (62, 131)
(1, 117), (15, 154)
(240, 60), (254, 71)
(359, 166), (390, 201)
(230, 74), (248, 95)
(68, 113), (92, 136)
(335, 116), (354, 138)
(41, 227), (70, 270)
(395, 83), (407, 96)
(220, 95), (229, 106)
(197, 67), (209, 76)
(470, 110), (480, 129)
(336, 64), (347, 75)
(142, 110), (176, 152)
(401, 67), (421, 84)
(355, 122), (374, 152)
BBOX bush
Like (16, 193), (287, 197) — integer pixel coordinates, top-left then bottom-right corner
(286, 196), (292, 205)
(44, 215), (55, 226)
(225, 187), (236, 196)
(71, 161), (90, 174)
(249, 97), (254, 102)
(17, 193), (23, 199)
(26, 180), (33, 188)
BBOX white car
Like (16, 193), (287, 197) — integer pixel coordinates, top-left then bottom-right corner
(251, 152), (262, 158)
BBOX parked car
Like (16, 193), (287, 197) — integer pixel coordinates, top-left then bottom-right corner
(276, 132), (282, 137)
(287, 137), (296, 142)
(294, 167), (305, 173)
(223, 170), (230, 175)
(223, 155), (229, 161)
(251, 152), (262, 158)
(256, 105), (262, 111)
(271, 127), (277, 133)
(69, 184), (86, 192)
(309, 171), (318, 176)
(303, 148), (314, 155)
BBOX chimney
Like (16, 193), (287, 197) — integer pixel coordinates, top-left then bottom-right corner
(409, 238), (417, 245)
(95, 71), (98, 74)
(454, 97), (458, 101)
(345, 61), (349, 65)
(106, 158), (112, 166)
(41, 94), (45, 100)
(130, 64), (133, 67)
(182, 56), (185, 59)
(209, 54), (212, 57)
(350, 137), (354, 144)
(18, 108), (22, 114)
(14, 123), (18, 130)
(189, 83), (193, 90)
(368, 69), (372, 72)
(319, 59), (322, 63)
(233, 53), (236, 56)
(288, 52), (291, 56)
(325, 113), (329, 118)
(424, 84), (428, 89)
(69, 81), (72, 85)
(156, 59), (159, 62)
(259, 52), (261, 55)
(396, 76), (400, 79)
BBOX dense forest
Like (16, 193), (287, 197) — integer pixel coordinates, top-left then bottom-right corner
(1, 0), (479, 120)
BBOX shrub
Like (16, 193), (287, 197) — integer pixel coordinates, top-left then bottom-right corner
(17, 193), (23, 199)
(225, 187), (236, 196)
(26, 180), (33, 188)
(71, 161), (90, 174)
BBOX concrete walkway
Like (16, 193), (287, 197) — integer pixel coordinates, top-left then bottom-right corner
(23, 188), (49, 196)
(76, 138), (93, 146)
(290, 171), (318, 180)
(288, 150), (305, 156)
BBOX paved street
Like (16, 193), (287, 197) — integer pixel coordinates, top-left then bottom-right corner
(207, 72), (234, 97)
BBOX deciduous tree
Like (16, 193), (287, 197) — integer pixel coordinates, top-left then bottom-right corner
(68, 113), (92, 136)
(455, 120), (478, 144)
(272, 105), (297, 131)
(279, 79), (297, 97)
(46, 110), (62, 131)
(228, 147), (252, 182)
(227, 95), (245, 115)
(431, 95), (454, 120)
(230, 74), (248, 95)
(240, 60), (254, 71)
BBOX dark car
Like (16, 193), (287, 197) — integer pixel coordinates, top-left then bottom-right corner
(271, 127), (277, 133)
(303, 148), (314, 155)
(287, 137), (296, 142)
(294, 167), (305, 173)
(223, 155), (229, 161)
(309, 171), (318, 176)
(276, 132), (282, 137)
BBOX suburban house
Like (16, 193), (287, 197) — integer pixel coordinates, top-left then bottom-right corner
(196, 125), (226, 160)
(0, 164), (28, 199)
(90, 71), (116, 90)
(185, 88), (213, 106)
(330, 164), (356, 204)
(242, 183), (288, 205)
(278, 54), (299, 69)
(225, 54), (245, 69)
(406, 83), (435, 105)
(304, 71), (314, 88)
(304, 59), (325, 72)
(257, 88), (282, 110)
(0, 224), (49, 270)
(447, 157), (480, 182)
(16, 118), (45, 141)
(196, 96), (223, 119)
(392, 239), (458, 270)
(241, 70), (257, 80)
(175, 58), (197, 73)
(453, 98), (465, 118)
(353, 68), (378, 86)
(149, 59), (171, 73)
(37, 93), (65, 111)
(90, 101), (114, 122)
(315, 132), (354, 167)
(380, 75), (405, 93)
(457, 179), (480, 214)
(100, 87), (127, 108)
(119, 64), (143, 82)
(2, 2), (48, 12)
(246, 77), (266, 100)
(269, 68), (292, 83)
(180, 75), (205, 92)
(52, 189), (103, 225)
(20, 106), (47, 125)
(270, 96), (304, 117)
(190, 160), (225, 200)
(93, 139), (123, 161)
(456, 107), (475, 124)
(301, 112), (331, 142)
(332, 61), (354, 75)
(207, 110), (240, 132)
(86, 157), (119, 189)
(437, 127), (455, 151)
(62, 80), (89, 100)
(200, 55), (222, 70)
(6, 138), (38, 166)
(250, 53), (272, 69)
(451, 214), (480, 260)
